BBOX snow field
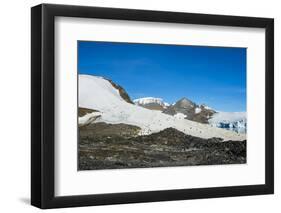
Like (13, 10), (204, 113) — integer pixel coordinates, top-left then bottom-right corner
(79, 75), (246, 141)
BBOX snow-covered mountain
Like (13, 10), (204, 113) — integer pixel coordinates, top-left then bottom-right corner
(79, 74), (245, 141)
(208, 112), (247, 133)
(133, 97), (169, 111)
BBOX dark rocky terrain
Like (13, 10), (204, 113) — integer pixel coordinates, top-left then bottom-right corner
(79, 122), (141, 138)
(78, 107), (99, 117)
(79, 124), (246, 170)
(192, 105), (216, 123)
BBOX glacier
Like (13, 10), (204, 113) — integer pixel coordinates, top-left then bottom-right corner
(209, 112), (247, 133)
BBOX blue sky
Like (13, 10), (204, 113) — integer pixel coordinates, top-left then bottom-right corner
(78, 41), (246, 112)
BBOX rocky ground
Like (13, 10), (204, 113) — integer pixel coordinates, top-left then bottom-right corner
(78, 123), (246, 170)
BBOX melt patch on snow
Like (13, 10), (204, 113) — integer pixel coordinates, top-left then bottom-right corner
(195, 107), (202, 114)
(173, 113), (187, 119)
(79, 74), (246, 141)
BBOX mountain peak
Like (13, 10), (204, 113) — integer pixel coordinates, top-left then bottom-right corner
(175, 97), (196, 108)
(179, 97), (192, 102)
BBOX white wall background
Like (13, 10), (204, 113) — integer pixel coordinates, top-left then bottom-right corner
(0, 0), (279, 212)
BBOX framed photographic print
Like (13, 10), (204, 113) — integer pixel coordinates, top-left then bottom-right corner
(31, 4), (274, 209)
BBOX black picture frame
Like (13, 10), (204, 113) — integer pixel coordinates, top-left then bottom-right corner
(31, 3), (274, 209)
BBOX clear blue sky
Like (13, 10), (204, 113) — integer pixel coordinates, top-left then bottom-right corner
(78, 41), (246, 112)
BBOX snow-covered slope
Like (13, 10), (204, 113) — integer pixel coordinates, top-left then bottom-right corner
(79, 74), (246, 141)
(209, 112), (247, 133)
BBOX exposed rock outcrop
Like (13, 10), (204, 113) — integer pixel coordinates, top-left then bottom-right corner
(79, 126), (246, 170)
